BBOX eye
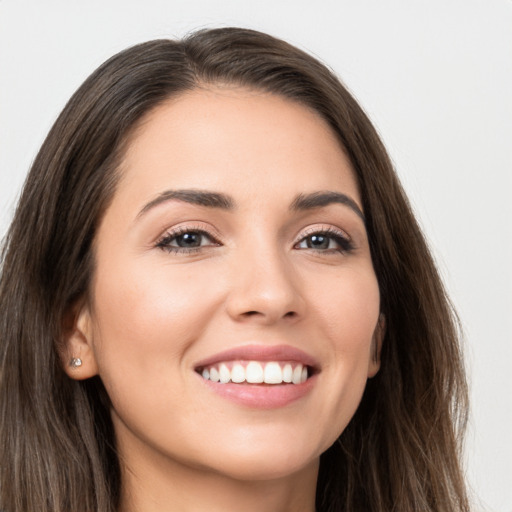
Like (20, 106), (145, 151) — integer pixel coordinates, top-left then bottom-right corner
(295, 229), (353, 253)
(156, 228), (219, 253)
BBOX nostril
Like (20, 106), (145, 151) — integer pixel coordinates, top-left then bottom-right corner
(241, 310), (297, 319)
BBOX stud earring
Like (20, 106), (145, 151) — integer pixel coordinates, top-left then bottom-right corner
(69, 357), (82, 368)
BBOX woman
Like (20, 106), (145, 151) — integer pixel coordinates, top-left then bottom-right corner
(0, 27), (469, 511)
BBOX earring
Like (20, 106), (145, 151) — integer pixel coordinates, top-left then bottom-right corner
(69, 357), (82, 368)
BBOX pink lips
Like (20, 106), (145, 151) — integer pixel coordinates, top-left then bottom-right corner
(194, 344), (319, 369)
(194, 344), (319, 409)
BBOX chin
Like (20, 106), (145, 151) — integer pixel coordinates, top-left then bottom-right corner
(207, 451), (320, 482)
(189, 432), (325, 482)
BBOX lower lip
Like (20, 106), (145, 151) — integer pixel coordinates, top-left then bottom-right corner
(198, 374), (317, 409)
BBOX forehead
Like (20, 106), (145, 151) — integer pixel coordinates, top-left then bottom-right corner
(116, 87), (360, 210)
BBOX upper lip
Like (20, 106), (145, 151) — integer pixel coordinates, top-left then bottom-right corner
(194, 344), (320, 371)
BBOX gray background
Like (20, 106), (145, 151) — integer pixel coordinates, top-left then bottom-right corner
(1, 1), (511, 510)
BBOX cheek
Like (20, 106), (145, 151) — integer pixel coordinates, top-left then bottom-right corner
(89, 257), (223, 372)
(307, 266), (380, 429)
(311, 266), (380, 350)
(87, 259), (225, 441)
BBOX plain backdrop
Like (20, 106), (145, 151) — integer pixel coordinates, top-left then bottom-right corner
(1, 1), (511, 510)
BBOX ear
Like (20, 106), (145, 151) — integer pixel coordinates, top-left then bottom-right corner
(59, 301), (99, 380)
(367, 313), (385, 378)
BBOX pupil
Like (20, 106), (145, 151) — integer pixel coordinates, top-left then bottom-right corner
(177, 233), (201, 247)
(308, 235), (328, 249)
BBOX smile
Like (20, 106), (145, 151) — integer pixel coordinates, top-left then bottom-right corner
(193, 344), (319, 408)
(198, 361), (309, 385)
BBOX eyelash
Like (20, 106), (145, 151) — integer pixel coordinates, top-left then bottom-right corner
(155, 226), (354, 255)
(156, 226), (219, 254)
(294, 227), (354, 254)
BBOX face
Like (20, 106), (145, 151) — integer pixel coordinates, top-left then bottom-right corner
(66, 87), (382, 483)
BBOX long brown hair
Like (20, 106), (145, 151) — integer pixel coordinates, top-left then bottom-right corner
(0, 27), (469, 511)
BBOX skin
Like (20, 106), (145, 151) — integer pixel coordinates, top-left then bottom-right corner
(63, 87), (383, 512)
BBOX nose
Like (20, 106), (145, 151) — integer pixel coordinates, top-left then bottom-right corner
(225, 247), (305, 325)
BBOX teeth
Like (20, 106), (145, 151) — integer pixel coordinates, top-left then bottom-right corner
(199, 361), (309, 385)
(219, 363), (231, 384)
(283, 364), (293, 383)
(231, 363), (245, 383)
(264, 362), (282, 384)
(246, 361), (264, 383)
(292, 365), (303, 385)
(209, 367), (220, 382)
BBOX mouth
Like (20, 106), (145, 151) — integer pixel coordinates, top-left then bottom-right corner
(193, 344), (319, 408)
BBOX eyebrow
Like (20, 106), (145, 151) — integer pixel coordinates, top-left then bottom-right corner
(291, 191), (365, 222)
(137, 189), (234, 218)
(137, 188), (364, 222)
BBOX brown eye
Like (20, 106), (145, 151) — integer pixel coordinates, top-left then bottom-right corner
(173, 232), (204, 248)
(156, 229), (218, 253)
(305, 234), (330, 249)
(296, 230), (353, 253)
